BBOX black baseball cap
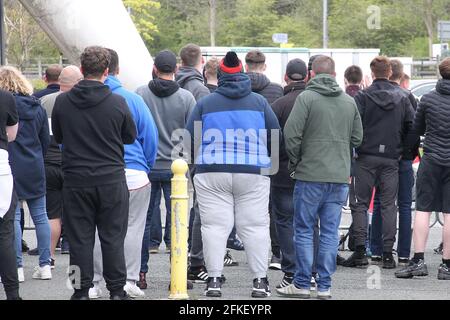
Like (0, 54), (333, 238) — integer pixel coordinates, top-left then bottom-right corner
(286, 58), (307, 81)
(154, 50), (177, 73)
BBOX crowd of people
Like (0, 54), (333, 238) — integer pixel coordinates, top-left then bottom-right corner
(0, 43), (449, 301)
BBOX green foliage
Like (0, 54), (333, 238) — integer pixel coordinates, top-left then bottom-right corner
(123, 0), (160, 44)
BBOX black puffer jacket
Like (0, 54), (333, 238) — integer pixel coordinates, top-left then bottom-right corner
(412, 79), (450, 166)
(354, 79), (415, 160)
(247, 72), (283, 104)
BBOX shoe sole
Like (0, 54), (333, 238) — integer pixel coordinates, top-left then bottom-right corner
(342, 261), (369, 268)
(317, 295), (332, 300)
(269, 265), (282, 270)
(438, 274), (450, 280)
(395, 271), (429, 279)
(382, 264), (397, 269)
(276, 291), (310, 299)
(205, 291), (222, 298)
(224, 262), (239, 267)
(188, 279), (207, 284)
(251, 292), (271, 298)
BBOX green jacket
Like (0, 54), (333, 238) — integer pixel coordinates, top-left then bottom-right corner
(284, 74), (363, 184)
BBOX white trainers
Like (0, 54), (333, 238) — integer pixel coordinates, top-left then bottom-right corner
(18, 268), (25, 283)
(276, 284), (311, 299)
(32, 265), (52, 280)
(89, 282), (103, 299)
(124, 281), (146, 298)
(317, 289), (332, 300)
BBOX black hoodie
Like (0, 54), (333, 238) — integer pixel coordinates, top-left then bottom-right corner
(354, 79), (415, 160)
(247, 72), (283, 104)
(52, 80), (137, 187)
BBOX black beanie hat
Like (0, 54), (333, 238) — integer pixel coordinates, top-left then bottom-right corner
(220, 52), (243, 74)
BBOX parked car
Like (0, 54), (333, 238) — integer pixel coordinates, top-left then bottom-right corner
(411, 80), (437, 100)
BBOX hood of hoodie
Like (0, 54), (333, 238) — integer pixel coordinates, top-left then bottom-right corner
(216, 73), (252, 99)
(307, 74), (343, 97)
(14, 94), (42, 120)
(345, 85), (361, 98)
(365, 79), (404, 111)
(105, 75), (122, 92)
(175, 67), (204, 88)
(436, 79), (450, 95)
(247, 72), (271, 93)
(148, 78), (180, 98)
(67, 80), (112, 109)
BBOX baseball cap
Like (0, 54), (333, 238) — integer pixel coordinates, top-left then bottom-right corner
(154, 50), (177, 73)
(286, 58), (307, 81)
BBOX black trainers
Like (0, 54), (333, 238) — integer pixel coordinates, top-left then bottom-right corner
(110, 291), (134, 300)
(205, 277), (222, 297)
(370, 256), (382, 265)
(252, 277), (271, 298)
(336, 254), (346, 266)
(21, 240), (29, 253)
(438, 264), (450, 280)
(382, 254), (397, 269)
(276, 273), (294, 289)
(50, 258), (55, 270)
(28, 248), (39, 256)
(434, 243), (444, 255)
(269, 255), (282, 270)
(188, 266), (209, 283)
(224, 250), (239, 267)
(395, 259), (428, 279)
(342, 252), (369, 268)
(227, 238), (244, 251)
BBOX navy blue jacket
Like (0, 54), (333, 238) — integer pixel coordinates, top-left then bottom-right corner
(33, 84), (60, 99)
(186, 73), (280, 175)
(8, 95), (50, 200)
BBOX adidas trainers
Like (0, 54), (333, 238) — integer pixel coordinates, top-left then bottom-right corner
(204, 277), (222, 298)
(223, 250), (239, 267)
(251, 277), (271, 298)
(276, 283), (310, 299)
(188, 265), (209, 283)
(276, 273), (294, 289)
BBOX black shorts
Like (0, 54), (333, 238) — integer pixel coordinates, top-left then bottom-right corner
(45, 165), (63, 220)
(416, 157), (450, 213)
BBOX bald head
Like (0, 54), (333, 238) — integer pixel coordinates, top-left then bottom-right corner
(59, 66), (83, 92)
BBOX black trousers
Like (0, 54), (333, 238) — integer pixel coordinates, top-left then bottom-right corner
(63, 182), (129, 295)
(0, 190), (20, 300)
(350, 155), (399, 253)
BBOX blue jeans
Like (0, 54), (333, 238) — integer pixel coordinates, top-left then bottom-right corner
(14, 196), (51, 267)
(370, 160), (414, 258)
(141, 170), (172, 273)
(293, 181), (348, 291)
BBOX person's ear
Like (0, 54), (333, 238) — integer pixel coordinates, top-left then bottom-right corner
(311, 71), (317, 79)
(284, 74), (289, 83)
(371, 72), (376, 80)
(332, 72), (337, 78)
(245, 64), (249, 73)
(103, 68), (109, 78)
(117, 67), (120, 76)
(344, 79), (349, 86)
(263, 64), (267, 72)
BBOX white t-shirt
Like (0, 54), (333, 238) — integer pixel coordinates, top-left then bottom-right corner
(0, 149), (13, 218)
(125, 168), (150, 191)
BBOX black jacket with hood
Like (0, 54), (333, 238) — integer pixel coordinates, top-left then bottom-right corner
(410, 79), (450, 166)
(354, 79), (415, 160)
(52, 80), (137, 187)
(247, 72), (283, 104)
(271, 81), (306, 189)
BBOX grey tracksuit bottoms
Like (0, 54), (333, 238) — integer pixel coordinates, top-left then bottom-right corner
(194, 173), (270, 279)
(93, 184), (151, 283)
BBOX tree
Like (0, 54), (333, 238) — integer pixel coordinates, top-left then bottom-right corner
(4, 0), (58, 69)
(123, 0), (160, 46)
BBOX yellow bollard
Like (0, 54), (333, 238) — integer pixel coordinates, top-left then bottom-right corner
(169, 159), (189, 300)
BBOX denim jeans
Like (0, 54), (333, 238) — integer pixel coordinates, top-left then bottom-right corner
(141, 170), (171, 273)
(370, 160), (414, 258)
(293, 181), (348, 291)
(271, 186), (296, 275)
(14, 196), (51, 267)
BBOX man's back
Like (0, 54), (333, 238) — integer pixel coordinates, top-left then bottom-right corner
(136, 82), (196, 170)
(285, 74), (363, 184)
(52, 80), (136, 187)
(247, 72), (283, 104)
(355, 79), (414, 160)
(176, 67), (210, 101)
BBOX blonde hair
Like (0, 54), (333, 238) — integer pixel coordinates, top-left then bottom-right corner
(0, 66), (34, 95)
